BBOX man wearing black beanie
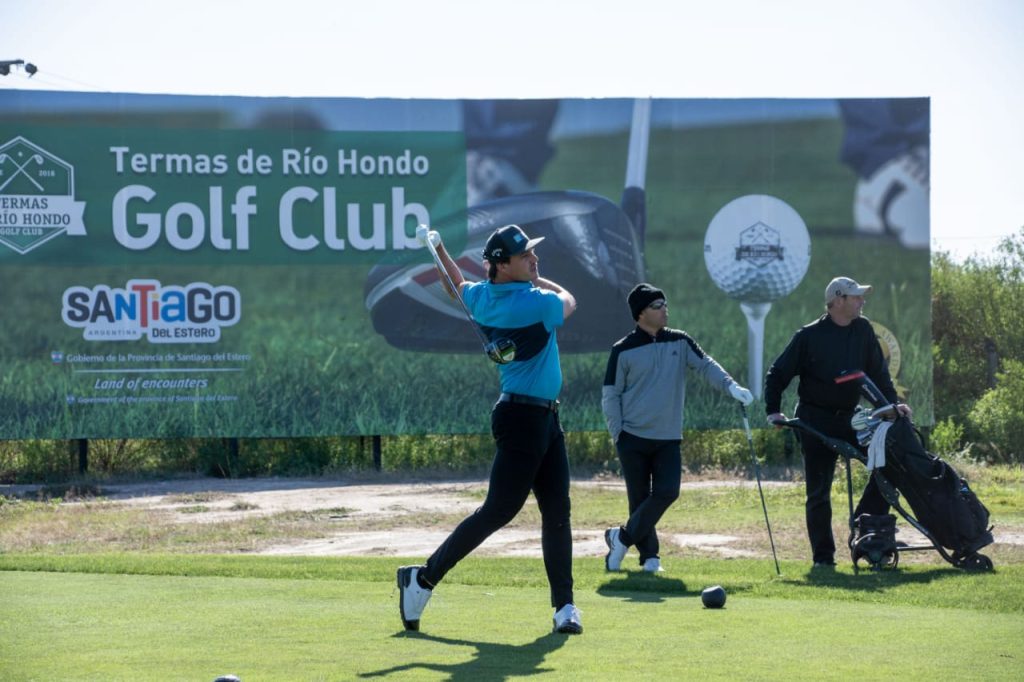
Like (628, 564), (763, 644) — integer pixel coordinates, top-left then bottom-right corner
(601, 283), (753, 573)
(627, 283), (666, 322)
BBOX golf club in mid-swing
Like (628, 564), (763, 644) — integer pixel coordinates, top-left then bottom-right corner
(740, 404), (781, 576)
(422, 229), (516, 365)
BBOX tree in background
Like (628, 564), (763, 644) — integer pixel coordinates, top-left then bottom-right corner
(932, 228), (1024, 460)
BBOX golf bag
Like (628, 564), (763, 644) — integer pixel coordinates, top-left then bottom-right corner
(868, 417), (994, 565)
(778, 411), (995, 571)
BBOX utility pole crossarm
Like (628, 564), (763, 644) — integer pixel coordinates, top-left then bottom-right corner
(0, 59), (38, 76)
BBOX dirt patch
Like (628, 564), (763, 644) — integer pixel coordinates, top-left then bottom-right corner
(120, 481), (484, 525)
(3, 476), (1017, 559)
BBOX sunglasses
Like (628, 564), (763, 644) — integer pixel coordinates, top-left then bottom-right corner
(647, 300), (667, 310)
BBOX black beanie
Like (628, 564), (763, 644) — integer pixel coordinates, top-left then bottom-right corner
(627, 283), (665, 321)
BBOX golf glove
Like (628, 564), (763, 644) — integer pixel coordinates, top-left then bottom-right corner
(729, 383), (754, 406)
(416, 225), (441, 248)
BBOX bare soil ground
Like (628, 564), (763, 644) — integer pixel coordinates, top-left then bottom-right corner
(9, 476), (1018, 559)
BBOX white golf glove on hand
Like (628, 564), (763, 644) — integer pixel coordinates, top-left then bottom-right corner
(415, 225), (441, 248)
(729, 383), (754, 406)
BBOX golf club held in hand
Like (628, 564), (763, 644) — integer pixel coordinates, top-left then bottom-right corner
(419, 224), (516, 365)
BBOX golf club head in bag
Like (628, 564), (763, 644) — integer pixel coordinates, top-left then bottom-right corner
(851, 406), (884, 446)
(364, 190), (646, 353)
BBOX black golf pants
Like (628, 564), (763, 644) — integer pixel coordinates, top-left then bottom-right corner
(798, 407), (888, 564)
(423, 401), (574, 608)
(615, 431), (681, 564)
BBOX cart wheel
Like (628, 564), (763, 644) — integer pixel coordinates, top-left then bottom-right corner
(870, 550), (899, 571)
(955, 552), (994, 572)
(853, 534), (899, 571)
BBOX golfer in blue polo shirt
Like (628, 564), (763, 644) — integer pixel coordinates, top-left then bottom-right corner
(397, 224), (583, 635)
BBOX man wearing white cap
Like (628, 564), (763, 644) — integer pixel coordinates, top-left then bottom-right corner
(764, 276), (911, 568)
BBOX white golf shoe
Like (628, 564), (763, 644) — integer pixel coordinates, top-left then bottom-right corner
(397, 565), (432, 631)
(642, 557), (664, 573)
(552, 603), (583, 634)
(466, 150), (534, 205)
(604, 527), (628, 571)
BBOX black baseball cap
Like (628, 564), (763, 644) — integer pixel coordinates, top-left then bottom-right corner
(482, 224), (544, 262)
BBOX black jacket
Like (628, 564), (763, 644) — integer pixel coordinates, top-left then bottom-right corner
(764, 314), (898, 415)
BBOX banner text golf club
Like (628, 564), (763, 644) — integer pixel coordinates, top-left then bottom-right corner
(109, 146), (435, 252)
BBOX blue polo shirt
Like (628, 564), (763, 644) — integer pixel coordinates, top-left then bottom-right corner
(462, 280), (564, 400)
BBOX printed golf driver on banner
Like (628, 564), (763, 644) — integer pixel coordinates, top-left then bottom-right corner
(364, 98), (650, 354)
(704, 195), (810, 398)
(421, 226), (516, 364)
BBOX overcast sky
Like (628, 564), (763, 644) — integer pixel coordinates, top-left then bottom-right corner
(1, 0), (1021, 261)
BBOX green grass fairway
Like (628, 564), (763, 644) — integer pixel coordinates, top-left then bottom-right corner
(2, 556), (1022, 680)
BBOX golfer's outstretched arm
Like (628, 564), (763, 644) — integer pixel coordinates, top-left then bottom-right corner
(434, 243), (469, 298)
(533, 277), (577, 319)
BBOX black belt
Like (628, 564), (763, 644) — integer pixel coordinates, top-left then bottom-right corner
(498, 392), (559, 412)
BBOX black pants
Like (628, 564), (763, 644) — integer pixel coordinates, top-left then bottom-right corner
(423, 401), (573, 608)
(797, 405), (888, 564)
(615, 431), (681, 564)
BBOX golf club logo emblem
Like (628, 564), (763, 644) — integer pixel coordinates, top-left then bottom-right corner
(734, 222), (784, 266)
(0, 136), (87, 255)
(871, 320), (907, 400)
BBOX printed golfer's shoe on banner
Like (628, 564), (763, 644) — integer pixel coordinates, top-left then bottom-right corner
(466, 150), (535, 206)
(854, 146), (930, 250)
(397, 565), (432, 631)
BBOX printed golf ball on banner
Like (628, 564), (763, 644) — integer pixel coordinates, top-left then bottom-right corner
(704, 195), (811, 303)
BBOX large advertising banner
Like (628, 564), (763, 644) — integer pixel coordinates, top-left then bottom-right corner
(0, 93), (931, 438)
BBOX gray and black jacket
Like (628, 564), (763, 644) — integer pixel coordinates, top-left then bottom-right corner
(601, 327), (737, 441)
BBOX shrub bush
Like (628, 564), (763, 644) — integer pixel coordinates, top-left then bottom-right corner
(933, 229), (1024, 429)
(929, 418), (966, 458)
(968, 359), (1024, 463)
(0, 441), (75, 483)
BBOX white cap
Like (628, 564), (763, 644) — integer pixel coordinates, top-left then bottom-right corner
(825, 276), (872, 304)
